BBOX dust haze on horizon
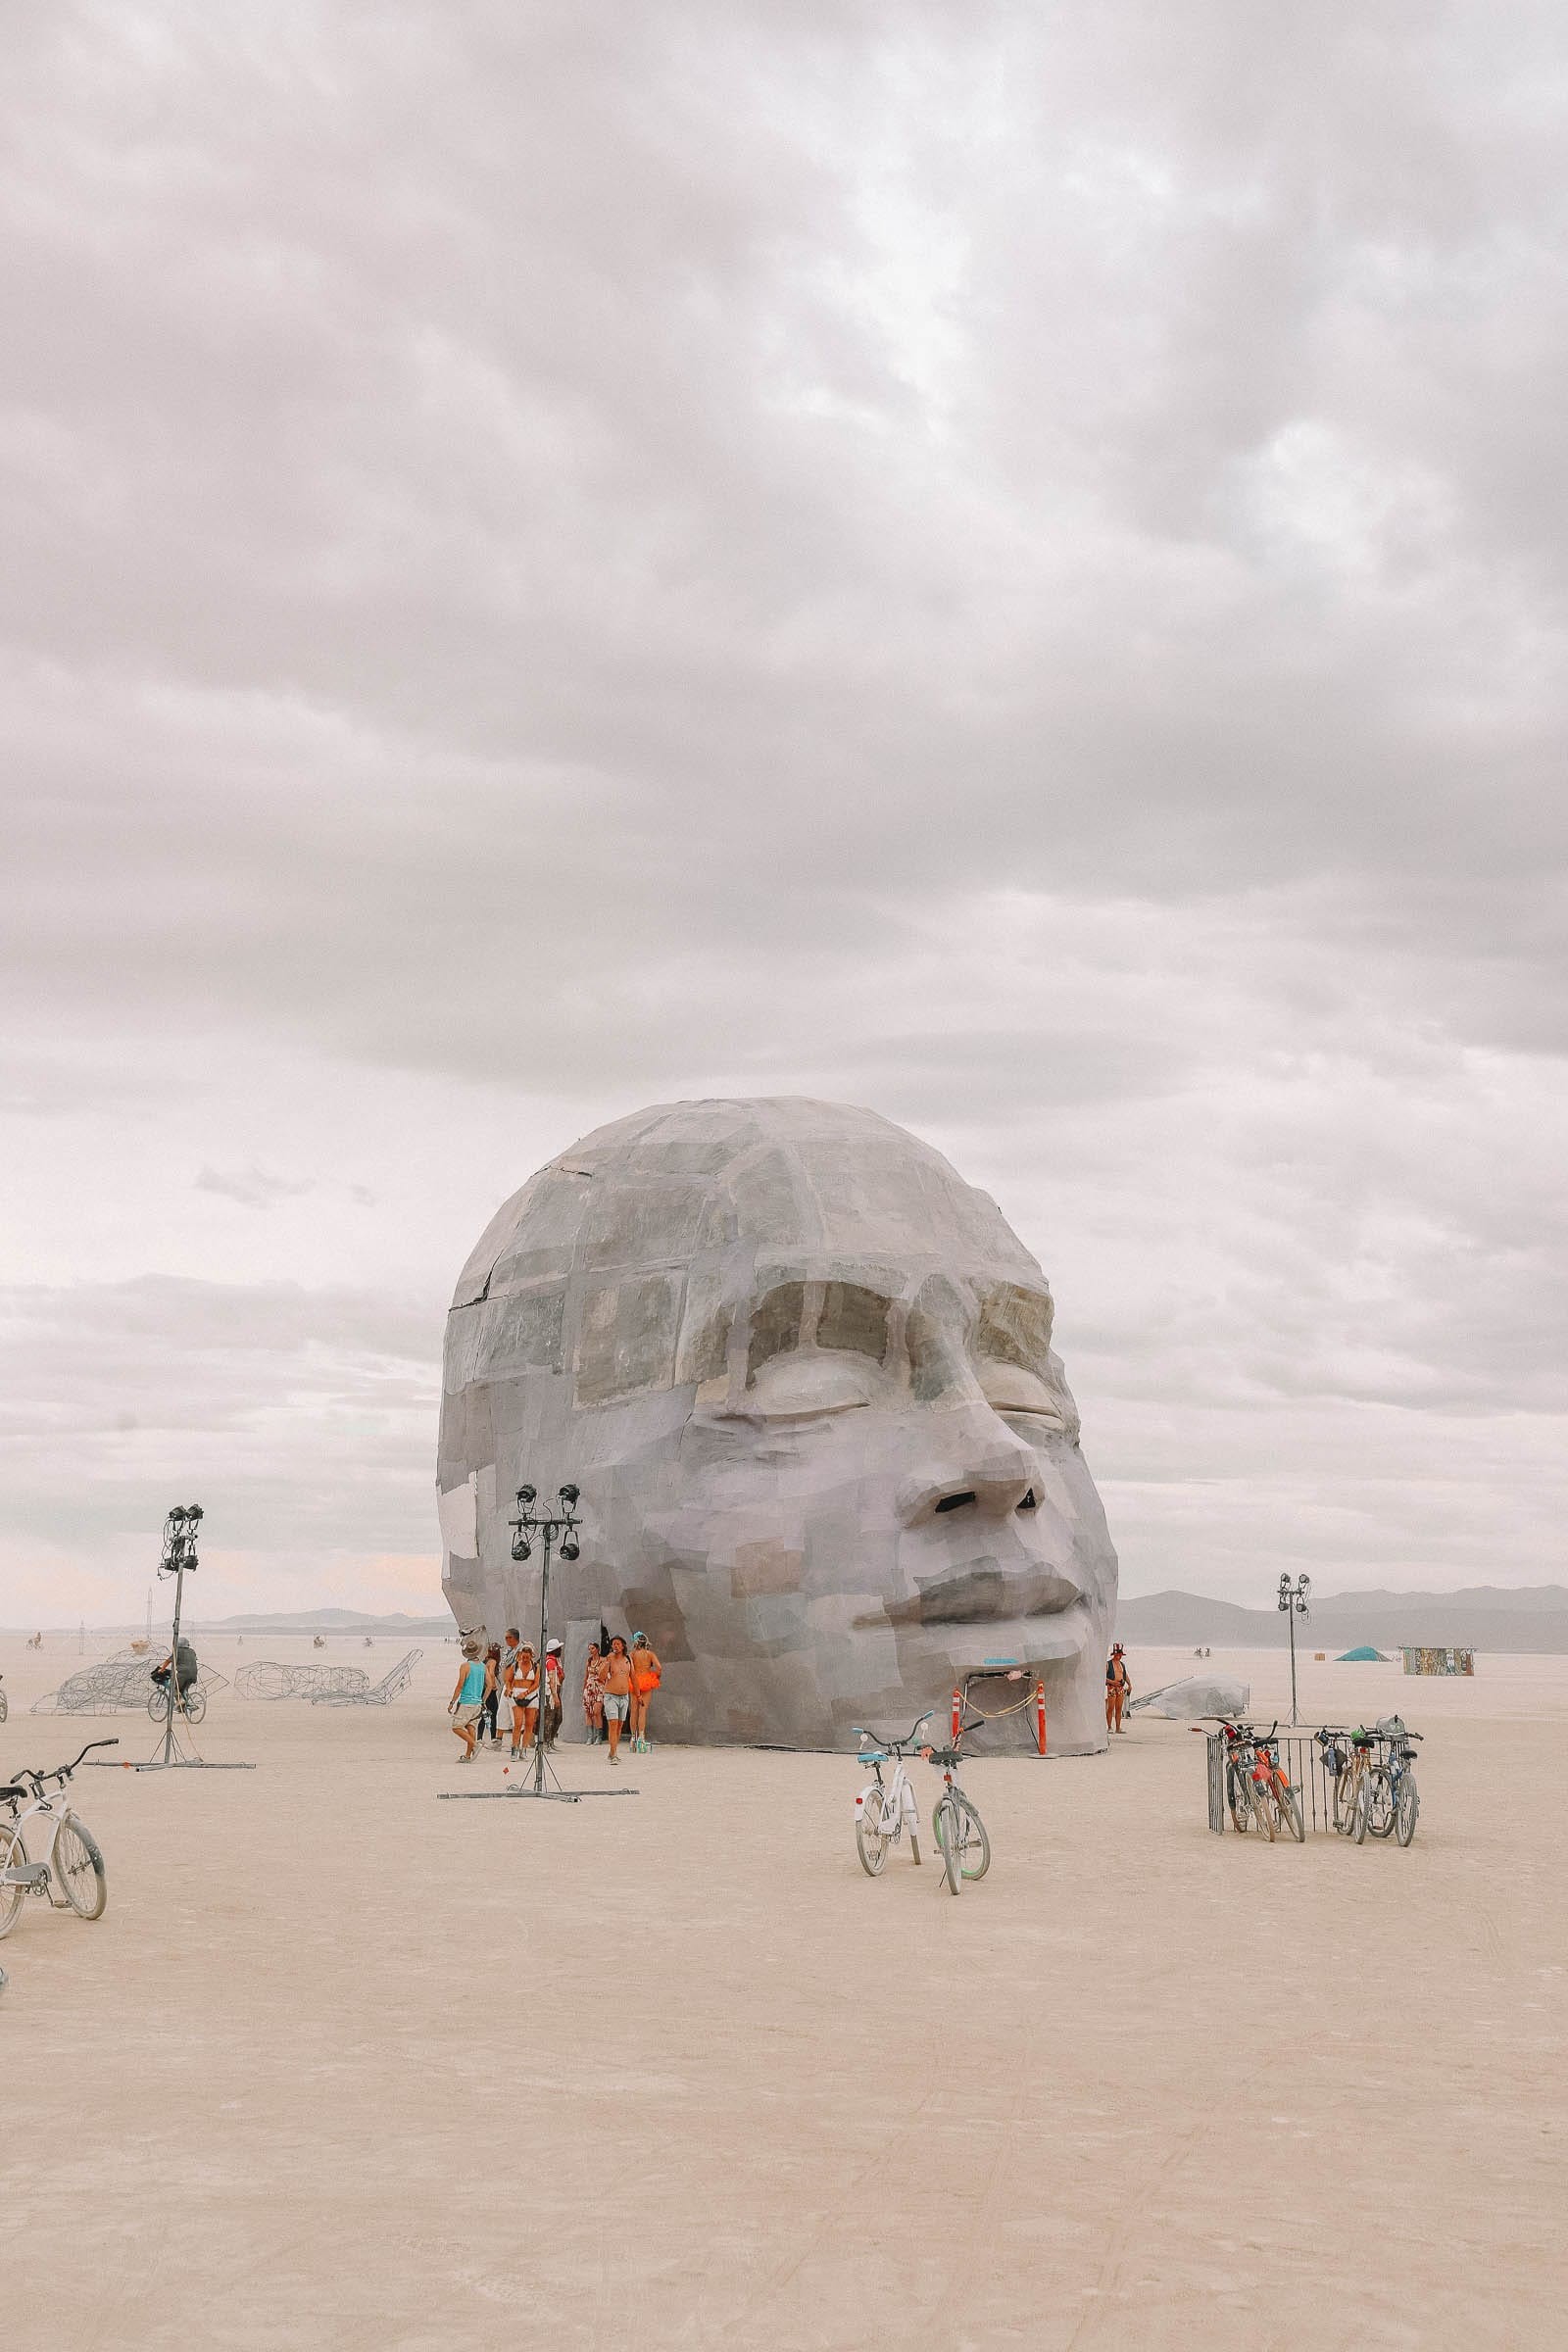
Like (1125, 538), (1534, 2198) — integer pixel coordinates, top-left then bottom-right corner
(2, 3), (1564, 1627)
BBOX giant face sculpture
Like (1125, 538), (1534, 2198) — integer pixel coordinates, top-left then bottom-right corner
(439, 1099), (1117, 1754)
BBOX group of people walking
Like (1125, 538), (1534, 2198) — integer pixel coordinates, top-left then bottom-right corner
(449, 1630), (662, 1766)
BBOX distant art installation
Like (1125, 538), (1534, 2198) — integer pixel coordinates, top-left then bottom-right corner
(32, 1650), (228, 1717)
(1401, 1646), (1475, 1677)
(233, 1650), (422, 1705)
(438, 1098), (1118, 1753)
(1130, 1673), (1250, 1721)
(234, 1661), (370, 1700)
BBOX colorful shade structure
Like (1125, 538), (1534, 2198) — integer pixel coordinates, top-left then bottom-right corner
(1337, 1644), (1390, 1662)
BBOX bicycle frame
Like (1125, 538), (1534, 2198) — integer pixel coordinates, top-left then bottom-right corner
(858, 1751), (919, 1844)
(2, 1788), (79, 1905)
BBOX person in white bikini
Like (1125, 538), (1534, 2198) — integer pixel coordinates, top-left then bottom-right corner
(507, 1643), (540, 1754)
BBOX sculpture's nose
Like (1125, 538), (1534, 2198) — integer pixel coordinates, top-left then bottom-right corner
(898, 1398), (1038, 1526)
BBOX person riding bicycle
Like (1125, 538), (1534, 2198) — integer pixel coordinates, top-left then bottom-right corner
(151, 1636), (198, 1702)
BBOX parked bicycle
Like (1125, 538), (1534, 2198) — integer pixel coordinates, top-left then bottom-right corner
(1317, 1724), (1378, 1838)
(853, 1713), (933, 1875)
(922, 1731), (991, 1895)
(1352, 1721), (1423, 1846)
(0, 1740), (117, 1936)
(1250, 1722), (1304, 1842)
(1211, 1719), (1273, 1838)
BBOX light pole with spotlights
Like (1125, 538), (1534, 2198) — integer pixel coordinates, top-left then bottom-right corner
(1278, 1572), (1310, 1727)
(156, 1503), (203, 1768)
(508, 1483), (587, 1802)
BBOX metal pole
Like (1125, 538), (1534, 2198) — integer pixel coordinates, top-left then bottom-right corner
(532, 1525), (553, 1797)
(1288, 1603), (1298, 1728)
(165, 1553), (184, 1767)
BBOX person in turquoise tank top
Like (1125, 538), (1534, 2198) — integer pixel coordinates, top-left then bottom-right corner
(449, 1642), (489, 1763)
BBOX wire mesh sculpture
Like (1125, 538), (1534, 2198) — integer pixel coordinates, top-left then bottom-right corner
(308, 1648), (422, 1706)
(232, 1661), (371, 1701)
(32, 1649), (229, 1717)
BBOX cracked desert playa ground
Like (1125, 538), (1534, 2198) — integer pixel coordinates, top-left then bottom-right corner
(3, 1639), (1563, 2351)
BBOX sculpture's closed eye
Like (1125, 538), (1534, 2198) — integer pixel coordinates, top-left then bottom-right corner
(745, 1351), (882, 1419)
(977, 1361), (1066, 1425)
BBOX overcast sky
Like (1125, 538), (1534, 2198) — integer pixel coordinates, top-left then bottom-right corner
(3, 2), (1564, 1625)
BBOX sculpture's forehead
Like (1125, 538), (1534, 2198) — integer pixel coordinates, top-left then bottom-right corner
(455, 1099), (1046, 1304)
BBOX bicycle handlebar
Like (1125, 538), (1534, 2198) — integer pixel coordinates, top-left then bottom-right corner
(855, 1711), (935, 1754)
(17, 1737), (118, 1788)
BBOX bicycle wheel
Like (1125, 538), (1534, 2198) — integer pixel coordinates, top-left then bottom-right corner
(1395, 1776), (1420, 1847)
(1349, 1779), (1370, 1844)
(1333, 1772), (1356, 1836)
(1227, 1766), (1253, 1836)
(148, 1684), (170, 1722)
(53, 1815), (107, 1920)
(1365, 1768), (1396, 1840)
(954, 1792), (991, 1880)
(182, 1686), (207, 1726)
(856, 1787), (891, 1877)
(935, 1798), (962, 1894)
(0, 1820), (26, 1937)
(1277, 1782), (1305, 1844)
(1250, 1779), (1277, 1841)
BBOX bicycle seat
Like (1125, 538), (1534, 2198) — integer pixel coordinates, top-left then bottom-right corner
(0, 1785), (24, 1803)
(858, 1750), (888, 1766)
(924, 1746), (963, 1768)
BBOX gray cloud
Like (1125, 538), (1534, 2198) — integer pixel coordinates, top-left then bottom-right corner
(1, 3), (1563, 1616)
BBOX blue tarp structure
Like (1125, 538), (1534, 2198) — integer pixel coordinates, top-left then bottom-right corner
(1337, 1644), (1390, 1662)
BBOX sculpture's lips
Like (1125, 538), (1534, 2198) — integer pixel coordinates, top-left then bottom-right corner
(902, 1563), (1083, 1627)
(858, 1565), (1089, 1658)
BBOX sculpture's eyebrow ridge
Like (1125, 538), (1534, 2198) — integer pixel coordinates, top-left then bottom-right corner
(746, 1276), (899, 1384)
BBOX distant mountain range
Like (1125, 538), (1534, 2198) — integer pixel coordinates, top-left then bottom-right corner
(1115, 1586), (1568, 1654)
(14, 1587), (1568, 1650)
(194, 1607), (452, 1636)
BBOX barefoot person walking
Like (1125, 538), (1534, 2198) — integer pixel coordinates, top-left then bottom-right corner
(629, 1632), (662, 1753)
(449, 1642), (487, 1763)
(598, 1636), (634, 1765)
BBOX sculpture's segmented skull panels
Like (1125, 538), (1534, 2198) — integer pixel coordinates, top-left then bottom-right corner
(439, 1098), (1118, 1754)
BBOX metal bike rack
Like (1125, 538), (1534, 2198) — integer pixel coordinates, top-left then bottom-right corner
(1206, 1730), (1337, 1835)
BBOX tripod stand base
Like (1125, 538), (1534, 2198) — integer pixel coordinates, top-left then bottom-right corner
(439, 1787), (638, 1801)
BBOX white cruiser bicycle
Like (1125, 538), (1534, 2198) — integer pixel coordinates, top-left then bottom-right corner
(853, 1712), (935, 1875)
(0, 1739), (117, 1936)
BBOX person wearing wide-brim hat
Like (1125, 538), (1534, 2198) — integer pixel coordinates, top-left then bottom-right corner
(449, 1641), (488, 1763)
(1105, 1643), (1131, 1736)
